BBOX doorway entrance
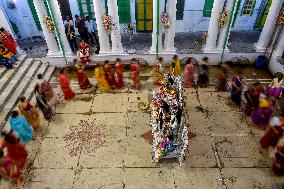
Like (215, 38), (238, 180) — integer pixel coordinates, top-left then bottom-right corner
(136, 0), (153, 32)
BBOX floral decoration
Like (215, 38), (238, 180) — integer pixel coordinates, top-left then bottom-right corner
(64, 119), (106, 157)
(277, 6), (284, 26)
(218, 10), (228, 28)
(43, 15), (55, 33)
(161, 12), (170, 29)
(103, 14), (112, 32)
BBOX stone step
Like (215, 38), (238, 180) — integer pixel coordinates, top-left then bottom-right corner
(0, 60), (41, 114)
(0, 59), (33, 112)
(0, 56), (28, 94)
(1, 62), (55, 132)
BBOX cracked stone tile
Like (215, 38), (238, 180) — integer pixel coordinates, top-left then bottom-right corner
(222, 168), (278, 189)
(213, 136), (271, 168)
(72, 168), (125, 188)
(26, 168), (75, 189)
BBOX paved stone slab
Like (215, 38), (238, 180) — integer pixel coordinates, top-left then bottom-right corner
(91, 93), (129, 113)
(55, 94), (94, 114)
(73, 168), (125, 188)
(33, 138), (78, 169)
(183, 136), (217, 168)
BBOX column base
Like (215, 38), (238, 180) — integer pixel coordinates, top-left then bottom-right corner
(111, 49), (125, 55)
(47, 51), (63, 57)
(255, 43), (266, 53)
(203, 48), (222, 53)
(162, 48), (176, 54)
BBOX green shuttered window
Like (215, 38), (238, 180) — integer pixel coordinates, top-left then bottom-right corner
(77, 0), (95, 19)
(176, 0), (185, 20)
(203, 0), (214, 17)
(118, 0), (131, 23)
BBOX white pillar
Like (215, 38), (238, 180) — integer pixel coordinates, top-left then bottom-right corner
(204, 0), (225, 53)
(217, 0), (236, 51)
(150, 0), (165, 53)
(274, 31), (284, 57)
(93, 0), (111, 54)
(130, 0), (136, 24)
(0, 1), (25, 55)
(50, 0), (73, 55)
(108, 0), (124, 54)
(255, 0), (283, 52)
(164, 0), (177, 53)
(33, 0), (60, 56)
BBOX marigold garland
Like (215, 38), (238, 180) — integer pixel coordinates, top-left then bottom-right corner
(103, 14), (112, 32)
(43, 15), (55, 33)
(161, 12), (170, 29)
(218, 10), (228, 28)
(276, 6), (284, 26)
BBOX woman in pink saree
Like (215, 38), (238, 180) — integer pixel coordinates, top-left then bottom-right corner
(183, 58), (194, 88)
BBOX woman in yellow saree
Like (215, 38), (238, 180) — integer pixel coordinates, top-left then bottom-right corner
(169, 55), (181, 76)
(94, 65), (110, 92)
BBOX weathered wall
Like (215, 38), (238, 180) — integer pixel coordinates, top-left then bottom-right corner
(1, 0), (42, 39)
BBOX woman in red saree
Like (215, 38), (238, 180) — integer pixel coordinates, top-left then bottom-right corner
(74, 61), (92, 90)
(115, 58), (124, 89)
(58, 69), (75, 100)
(0, 27), (17, 54)
(78, 39), (90, 64)
(0, 149), (24, 189)
(272, 138), (284, 176)
(0, 132), (28, 168)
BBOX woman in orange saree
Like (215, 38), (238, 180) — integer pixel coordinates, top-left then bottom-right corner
(58, 69), (75, 100)
(0, 27), (17, 54)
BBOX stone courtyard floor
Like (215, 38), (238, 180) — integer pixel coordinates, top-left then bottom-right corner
(1, 66), (284, 189)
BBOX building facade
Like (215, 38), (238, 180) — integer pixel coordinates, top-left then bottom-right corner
(0, 0), (273, 39)
(0, 0), (283, 75)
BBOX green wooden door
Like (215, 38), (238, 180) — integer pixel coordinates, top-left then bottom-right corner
(118, 0), (131, 23)
(28, 0), (42, 31)
(257, 0), (272, 28)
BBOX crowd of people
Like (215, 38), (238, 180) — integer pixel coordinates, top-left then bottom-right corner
(169, 55), (284, 177)
(64, 15), (98, 61)
(0, 27), (17, 69)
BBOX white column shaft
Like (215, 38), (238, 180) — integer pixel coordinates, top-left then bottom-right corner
(204, 0), (225, 52)
(150, 0), (165, 53)
(33, 0), (60, 56)
(50, 0), (73, 55)
(108, 0), (124, 53)
(274, 30), (284, 57)
(130, 0), (136, 24)
(255, 0), (283, 52)
(217, 0), (236, 51)
(164, 0), (177, 53)
(93, 0), (111, 54)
